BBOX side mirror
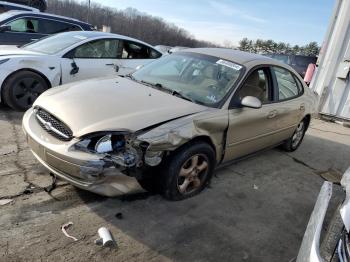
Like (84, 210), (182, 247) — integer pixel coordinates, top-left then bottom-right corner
(70, 61), (79, 75)
(0, 25), (11, 32)
(241, 96), (262, 109)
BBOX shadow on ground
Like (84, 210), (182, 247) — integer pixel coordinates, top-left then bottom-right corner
(75, 133), (350, 261)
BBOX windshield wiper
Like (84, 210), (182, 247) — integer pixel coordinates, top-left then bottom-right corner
(140, 80), (164, 89)
(171, 90), (196, 103)
(140, 80), (198, 103)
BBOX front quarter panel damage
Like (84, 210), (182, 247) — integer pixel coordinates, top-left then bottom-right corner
(135, 109), (229, 163)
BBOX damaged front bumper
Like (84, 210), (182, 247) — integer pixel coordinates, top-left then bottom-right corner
(22, 108), (142, 197)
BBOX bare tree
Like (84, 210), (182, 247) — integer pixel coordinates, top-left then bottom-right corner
(47, 0), (217, 48)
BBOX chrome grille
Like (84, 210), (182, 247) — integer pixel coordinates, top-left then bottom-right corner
(35, 108), (73, 141)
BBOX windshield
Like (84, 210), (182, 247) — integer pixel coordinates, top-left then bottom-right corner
(132, 52), (244, 107)
(21, 33), (88, 54)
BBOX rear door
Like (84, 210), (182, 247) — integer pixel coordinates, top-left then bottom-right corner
(269, 66), (305, 143)
(224, 67), (279, 161)
(60, 38), (121, 84)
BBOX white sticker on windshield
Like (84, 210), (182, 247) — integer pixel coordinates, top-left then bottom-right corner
(74, 35), (87, 40)
(216, 59), (242, 70)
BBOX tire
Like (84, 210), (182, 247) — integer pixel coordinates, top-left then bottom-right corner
(159, 142), (216, 201)
(2, 71), (49, 111)
(282, 118), (308, 152)
(137, 167), (161, 194)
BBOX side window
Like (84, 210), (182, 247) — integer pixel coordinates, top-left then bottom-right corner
(236, 68), (270, 103)
(150, 48), (162, 59)
(121, 41), (161, 59)
(7, 18), (39, 33)
(274, 67), (301, 100)
(73, 39), (119, 59)
(38, 19), (81, 34)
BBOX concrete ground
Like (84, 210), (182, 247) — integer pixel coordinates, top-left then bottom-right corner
(0, 105), (349, 262)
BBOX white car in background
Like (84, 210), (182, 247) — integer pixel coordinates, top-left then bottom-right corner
(0, 31), (162, 110)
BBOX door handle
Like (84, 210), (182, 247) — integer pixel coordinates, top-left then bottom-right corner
(31, 38), (38, 41)
(267, 110), (277, 119)
(299, 104), (305, 111)
(106, 63), (120, 72)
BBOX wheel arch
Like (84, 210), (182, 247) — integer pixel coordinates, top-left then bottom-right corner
(169, 135), (218, 163)
(1, 68), (52, 101)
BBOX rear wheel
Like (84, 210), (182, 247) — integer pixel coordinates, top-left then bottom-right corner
(283, 118), (308, 152)
(2, 71), (49, 111)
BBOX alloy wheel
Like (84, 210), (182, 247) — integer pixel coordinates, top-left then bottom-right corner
(292, 122), (305, 148)
(177, 154), (209, 195)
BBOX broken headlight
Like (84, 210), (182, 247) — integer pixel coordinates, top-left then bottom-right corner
(75, 133), (139, 168)
(95, 134), (125, 153)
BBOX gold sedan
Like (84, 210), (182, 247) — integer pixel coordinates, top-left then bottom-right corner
(22, 48), (318, 200)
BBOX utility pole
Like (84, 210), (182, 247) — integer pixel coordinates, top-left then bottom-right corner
(87, 0), (91, 22)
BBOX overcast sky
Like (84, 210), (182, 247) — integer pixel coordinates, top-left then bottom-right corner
(92, 0), (335, 46)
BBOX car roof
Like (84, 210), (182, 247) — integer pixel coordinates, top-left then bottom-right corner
(55, 31), (158, 49)
(0, 1), (39, 11)
(185, 48), (276, 65)
(2, 10), (91, 25)
(182, 48), (303, 78)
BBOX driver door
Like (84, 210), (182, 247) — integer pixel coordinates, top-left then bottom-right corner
(60, 39), (121, 84)
(224, 67), (279, 161)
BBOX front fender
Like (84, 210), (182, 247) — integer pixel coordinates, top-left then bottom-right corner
(136, 109), (229, 163)
(0, 57), (61, 100)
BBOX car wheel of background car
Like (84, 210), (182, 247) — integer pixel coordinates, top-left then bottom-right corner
(282, 118), (308, 152)
(2, 71), (49, 111)
(160, 141), (215, 201)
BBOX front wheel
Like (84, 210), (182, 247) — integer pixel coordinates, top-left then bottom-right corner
(2, 71), (49, 111)
(283, 118), (308, 152)
(160, 142), (215, 201)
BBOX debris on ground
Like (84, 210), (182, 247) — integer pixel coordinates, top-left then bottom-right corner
(318, 169), (343, 183)
(115, 212), (123, 220)
(253, 184), (258, 190)
(0, 199), (13, 206)
(61, 222), (79, 242)
(95, 227), (116, 247)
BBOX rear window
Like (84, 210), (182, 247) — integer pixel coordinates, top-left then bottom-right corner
(38, 19), (81, 34)
(274, 66), (303, 101)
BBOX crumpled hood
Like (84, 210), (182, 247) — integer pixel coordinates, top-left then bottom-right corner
(0, 46), (44, 57)
(34, 76), (208, 137)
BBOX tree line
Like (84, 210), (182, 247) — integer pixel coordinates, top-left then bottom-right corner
(47, 0), (320, 56)
(237, 38), (320, 56)
(47, 0), (216, 47)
